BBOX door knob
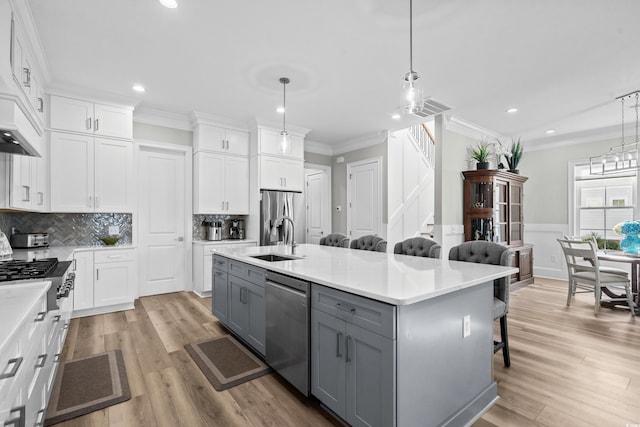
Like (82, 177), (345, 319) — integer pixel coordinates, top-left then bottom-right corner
(176, 237), (184, 242)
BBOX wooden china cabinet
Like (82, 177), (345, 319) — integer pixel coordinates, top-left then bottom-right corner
(462, 170), (534, 287)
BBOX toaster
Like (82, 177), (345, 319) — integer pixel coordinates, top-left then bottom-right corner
(11, 232), (49, 248)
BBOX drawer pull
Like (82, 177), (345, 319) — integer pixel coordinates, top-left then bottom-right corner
(5, 405), (25, 427)
(215, 271), (224, 276)
(53, 314), (61, 322)
(107, 255), (123, 259)
(34, 311), (46, 322)
(54, 353), (61, 363)
(336, 332), (343, 358)
(35, 408), (45, 426)
(336, 302), (356, 314)
(35, 353), (47, 368)
(0, 357), (23, 379)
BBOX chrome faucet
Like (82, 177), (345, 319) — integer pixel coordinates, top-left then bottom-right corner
(276, 215), (297, 254)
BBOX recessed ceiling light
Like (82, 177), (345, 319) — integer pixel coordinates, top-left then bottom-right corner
(158, 0), (177, 8)
(545, 129), (556, 134)
(132, 84), (145, 93)
(2, 132), (10, 137)
(505, 107), (519, 114)
(391, 113), (401, 120)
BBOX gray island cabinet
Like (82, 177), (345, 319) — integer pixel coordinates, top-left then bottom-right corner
(212, 244), (517, 427)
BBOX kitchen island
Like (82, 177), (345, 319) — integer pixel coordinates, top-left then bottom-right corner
(213, 243), (518, 427)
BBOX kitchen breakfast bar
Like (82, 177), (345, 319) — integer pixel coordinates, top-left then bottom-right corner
(213, 243), (518, 427)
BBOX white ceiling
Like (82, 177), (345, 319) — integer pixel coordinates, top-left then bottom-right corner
(27, 0), (640, 149)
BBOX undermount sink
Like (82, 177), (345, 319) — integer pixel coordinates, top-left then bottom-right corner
(249, 254), (302, 262)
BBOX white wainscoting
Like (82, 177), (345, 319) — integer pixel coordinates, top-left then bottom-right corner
(525, 223), (631, 280)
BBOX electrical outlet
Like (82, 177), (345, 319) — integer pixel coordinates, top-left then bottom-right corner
(463, 315), (471, 338)
(108, 226), (120, 235)
(336, 206), (342, 211)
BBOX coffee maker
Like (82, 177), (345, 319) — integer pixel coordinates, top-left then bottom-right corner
(229, 219), (245, 239)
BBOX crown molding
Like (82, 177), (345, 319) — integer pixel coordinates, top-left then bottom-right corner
(304, 139), (333, 156)
(248, 117), (311, 137)
(189, 111), (250, 131)
(134, 108), (192, 131)
(524, 123), (627, 152)
(444, 115), (504, 141)
(46, 84), (138, 110)
(331, 131), (388, 155)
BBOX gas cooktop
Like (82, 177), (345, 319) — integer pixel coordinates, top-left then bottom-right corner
(0, 258), (58, 282)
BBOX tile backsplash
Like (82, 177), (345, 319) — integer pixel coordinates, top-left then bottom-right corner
(0, 212), (132, 246)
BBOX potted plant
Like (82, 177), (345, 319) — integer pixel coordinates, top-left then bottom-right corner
(505, 138), (523, 173)
(468, 139), (493, 170)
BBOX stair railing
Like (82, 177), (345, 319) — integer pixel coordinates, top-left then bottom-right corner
(408, 123), (435, 167)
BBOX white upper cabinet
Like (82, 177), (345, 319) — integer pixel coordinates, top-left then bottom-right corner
(259, 157), (304, 192)
(258, 128), (304, 160)
(50, 95), (133, 140)
(193, 124), (249, 156)
(50, 132), (133, 212)
(193, 152), (249, 214)
(0, 136), (47, 212)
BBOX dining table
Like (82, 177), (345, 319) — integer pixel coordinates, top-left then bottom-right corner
(597, 250), (640, 314)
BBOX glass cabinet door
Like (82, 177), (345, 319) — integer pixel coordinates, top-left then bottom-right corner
(470, 181), (493, 209)
(494, 181), (508, 243)
(509, 183), (523, 245)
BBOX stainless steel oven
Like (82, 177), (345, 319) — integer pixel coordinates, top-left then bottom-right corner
(265, 271), (310, 396)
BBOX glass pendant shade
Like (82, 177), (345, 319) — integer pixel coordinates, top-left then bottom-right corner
(404, 78), (424, 114)
(279, 130), (289, 155)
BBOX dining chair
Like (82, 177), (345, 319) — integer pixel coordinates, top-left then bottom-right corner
(449, 241), (513, 367)
(393, 237), (441, 259)
(350, 235), (387, 252)
(563, 235), (627, 277)
(319, 233), (349, 248)
(557, 238), (635, 316)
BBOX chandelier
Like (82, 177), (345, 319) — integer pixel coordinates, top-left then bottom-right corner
(590, 90), (640, 175)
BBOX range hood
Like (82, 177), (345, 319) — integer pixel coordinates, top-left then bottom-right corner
(0, 97), (41, 157)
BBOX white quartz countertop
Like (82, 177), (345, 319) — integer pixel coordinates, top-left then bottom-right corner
(193, 240), (257, 246)
(11, 244), (136, 262)
(0, 281), (50, 354)
(214, 244), (519, 305)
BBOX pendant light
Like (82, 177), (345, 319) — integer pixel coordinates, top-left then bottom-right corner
(590, 90), (640, 175)
(279, 77), (290, 154)
(404, 0), (424, 114)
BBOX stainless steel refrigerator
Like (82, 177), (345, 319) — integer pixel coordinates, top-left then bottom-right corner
(260, 190), (304, 246)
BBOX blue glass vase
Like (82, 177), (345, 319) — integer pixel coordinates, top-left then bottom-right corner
(620, 234), (640, 254)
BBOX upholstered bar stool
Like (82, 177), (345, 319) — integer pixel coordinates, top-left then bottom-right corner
(350, 235), (387, 252)
(449, 241), (513, 367)
(319, 233), (350, 248)
(393, 237), (441, 259)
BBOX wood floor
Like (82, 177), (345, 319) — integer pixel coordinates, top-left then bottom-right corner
(54, 277), (640, 427)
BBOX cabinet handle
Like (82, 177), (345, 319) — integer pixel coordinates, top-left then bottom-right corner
(35, 353), (47, 368)
(226, 140), (229, 150)
(21, 185), (29, 202)
(37, 97), (44, 112)
(215, 271), (224, 276)
(345, 335), (352, 363)
(226, 201), (229, 210)
(96, 269), (99, 280)
(284, 178), (287, 187)
(34, 311), (46, 322)
(38, 191), (44, 205)
(73, 258), (77, 271)
(54, 353), (61, 363)
(221, 201), (225, 211)
(95, 196), (99, 208)
(0, 357), (23, 380)
(35, 408), (45, 426)
(88, 195), (93, 208)
(5, 405), (25, 427)
(22, 67), (30, 87)
(95, 118), (99, 131)
(222, 140), (225, 150)
(87, 117), (92, 130)
(107, 255), (123, 259)
(336, 332), (343, 358)
(336, 302), (356, 314)
(53, 314), (61, 322)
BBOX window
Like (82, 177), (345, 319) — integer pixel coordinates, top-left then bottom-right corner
(573, 162), (637, 241)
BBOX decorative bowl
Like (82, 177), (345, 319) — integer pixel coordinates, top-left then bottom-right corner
(100, 236), (120, 245)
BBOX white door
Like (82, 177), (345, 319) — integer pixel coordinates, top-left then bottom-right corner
(306, 168), (331, 244)
(138, 147), (187, 296)
(347, 158), (382, 240)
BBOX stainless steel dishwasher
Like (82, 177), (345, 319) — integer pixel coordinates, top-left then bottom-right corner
(265, 270), (310, 396)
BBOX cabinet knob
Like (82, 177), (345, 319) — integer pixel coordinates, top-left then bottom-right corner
(176, 236), (184, 242)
